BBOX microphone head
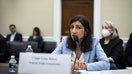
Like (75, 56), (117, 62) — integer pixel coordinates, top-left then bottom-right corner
(73, 36), (79, 42)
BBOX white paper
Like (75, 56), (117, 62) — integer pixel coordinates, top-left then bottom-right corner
(75, 70), (101, 74)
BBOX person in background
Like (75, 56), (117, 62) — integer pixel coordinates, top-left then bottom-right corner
(125, 33), (132, 67)
(6, 24), (22, 42)
(115, 28), (119, 38)
(100, 20), (125, 69)
(0, 34), (8, 63)
(52, 15), (110, 71)
(28, 27), (44, 52)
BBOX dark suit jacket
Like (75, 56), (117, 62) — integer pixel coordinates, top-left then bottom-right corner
(7, 33), (22, 42)
(125, 33), (132, 67)
(100, 37), (125, 69)
(0, 34), (8, 63)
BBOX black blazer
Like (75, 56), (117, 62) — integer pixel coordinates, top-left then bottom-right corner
(6, 33), (22, 42)
(0, 34), (8, 63)
(125, 33), (132, 67)
(100, 37), (125, 69)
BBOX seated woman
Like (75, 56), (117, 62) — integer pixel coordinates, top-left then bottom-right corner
(100, 20), (125, 69)
(28, 27), (44, 52)
(52, 15), (110, 71)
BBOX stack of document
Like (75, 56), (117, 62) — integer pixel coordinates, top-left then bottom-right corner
(74, 70), (101, 74)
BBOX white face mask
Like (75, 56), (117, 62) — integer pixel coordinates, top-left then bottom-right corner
(102, 29), (111, 37)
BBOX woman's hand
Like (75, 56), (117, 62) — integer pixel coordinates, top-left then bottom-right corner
(72, 60), (87, 70)
(33, 36), (37, 39)
(108, 57), (114, 63)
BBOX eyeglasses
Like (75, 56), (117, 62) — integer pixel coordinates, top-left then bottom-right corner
(10, 27), (15, 30)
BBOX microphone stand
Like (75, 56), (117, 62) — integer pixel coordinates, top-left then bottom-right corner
(72, 41), (79, 74)
(72, 36), (81, 74)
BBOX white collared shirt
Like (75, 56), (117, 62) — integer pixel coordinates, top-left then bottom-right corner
(71, 51), (85, 62)
(10, 32), (16, 42)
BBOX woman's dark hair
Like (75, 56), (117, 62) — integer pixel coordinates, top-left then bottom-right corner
(67, 15), (92, 52)
(33, 27), (41, 36)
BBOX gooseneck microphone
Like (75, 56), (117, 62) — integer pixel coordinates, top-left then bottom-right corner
(74, 36), (79, 45)
(73, 36), (79, 59)
(73, 36), (79, 70)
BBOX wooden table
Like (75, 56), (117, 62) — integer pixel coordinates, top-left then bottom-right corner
(0, 63), (73, 74)
(0, 63), (18, 74)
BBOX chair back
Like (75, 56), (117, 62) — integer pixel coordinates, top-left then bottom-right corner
(43, 41), (57, 53)
(8, 42), (26, 62)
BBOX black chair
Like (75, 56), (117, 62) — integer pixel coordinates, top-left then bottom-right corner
(25, 41), (39, 52)
(43, 41), (57, 53)
(7, 42), (26, 63)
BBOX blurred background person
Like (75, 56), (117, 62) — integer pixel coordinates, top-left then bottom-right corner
(52, 15), (109, 71)
(28, 27), (44, 52)
(125, 33), (132, 67)
(6, 24), (22, 42)
(100, 20), (125, 69)
(0, 34), (8, 63)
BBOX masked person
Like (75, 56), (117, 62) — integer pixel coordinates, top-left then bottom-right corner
(100, 20), (125, 69)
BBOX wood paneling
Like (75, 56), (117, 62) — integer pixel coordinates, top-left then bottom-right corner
(62, 0), (94, 36)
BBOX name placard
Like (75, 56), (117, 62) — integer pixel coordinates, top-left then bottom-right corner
(18, 53), (71, 74)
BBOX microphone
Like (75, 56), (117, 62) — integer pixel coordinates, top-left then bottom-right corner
(73, 36), (79, 45)
(73, 36), (79, 70)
